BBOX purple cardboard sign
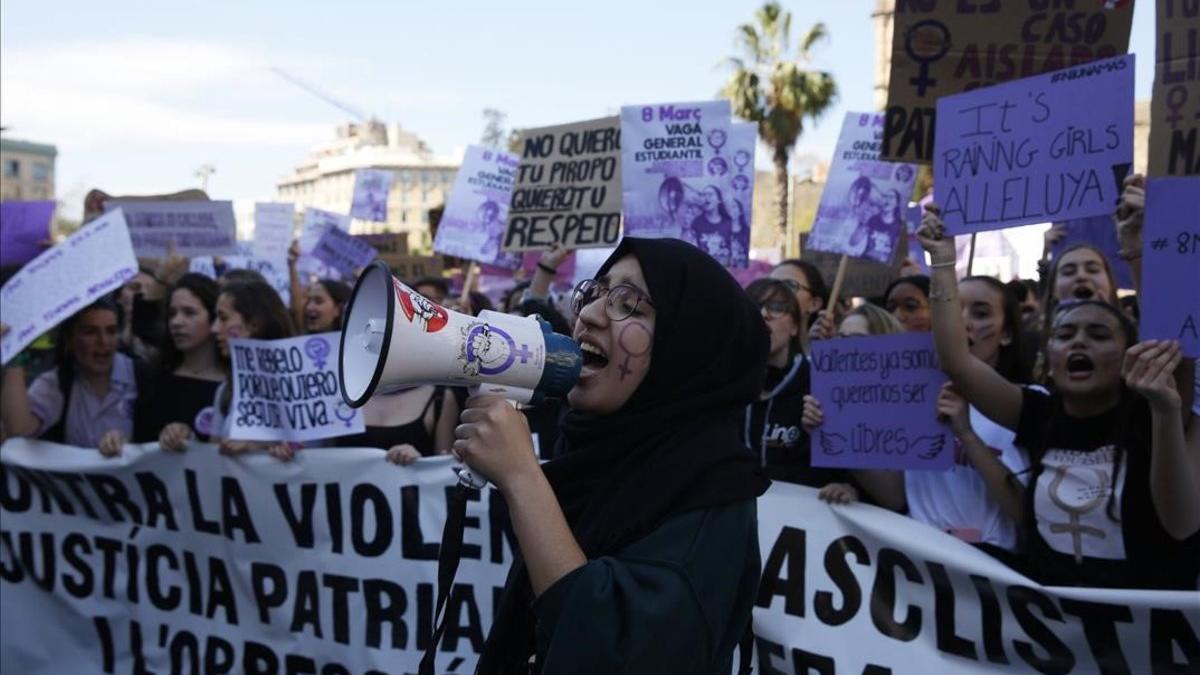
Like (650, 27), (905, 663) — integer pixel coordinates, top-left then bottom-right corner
(810, 332), (952, 471)
(312, 226), (378, 276)
(934, 54), (1135, 235)
(1050, 215), (1134, 290)
(1139, 177), (1200, 357)
(0, 201), (55, 267)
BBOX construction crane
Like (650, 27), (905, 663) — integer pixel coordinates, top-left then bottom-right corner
(269, 67), (369, 122)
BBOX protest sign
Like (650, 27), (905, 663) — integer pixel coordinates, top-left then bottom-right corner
(751, 481), (1200, 674)
(727, 121), (757, 267)
(809, 331), (951, 470)
(1, 210), (138, 364)
(388, 255), (445, 282)
(934, 54), (1135, 236)
(810, 112), (919, 264)
(0, 440), (513, 675)
(504, 116), (622, 251)
(1149, 0), (1200, 176)
(349, 169), (394, 222)
(620, 100), (741, 264)
(105, 200), (238, 257)
(312, 225), (378, 276)
(434, 145), (522, 268)
(252, 202), (295, 262)
(5, 441), (1197, 674)
(904, 201), (931, 274)
(882, 0), (1134, 164)
(1050, 215), (1134, 290)
(298, 207), (353, 280)
(355, 232), (408, 261)
(1139, 177), (1200, 357)
(228, 333), (365, 442)
(800, 233), (902, 299)
(190, 242), (291, 306)
(0, 201), (54, 268)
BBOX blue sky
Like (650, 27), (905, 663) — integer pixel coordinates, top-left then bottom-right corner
(1, 0), (1156, 221)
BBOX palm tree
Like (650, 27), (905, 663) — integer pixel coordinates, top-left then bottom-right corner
(721, 3), (837, 252)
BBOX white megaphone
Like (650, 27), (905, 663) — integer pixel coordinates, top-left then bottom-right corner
(339, 261), (582, 487)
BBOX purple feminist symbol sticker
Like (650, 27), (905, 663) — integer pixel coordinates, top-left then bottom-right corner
(304, 337), (331, 369)
(335, 402), (357, 428)
(464, 323), (520, 376)
(707, 129), (727, 155)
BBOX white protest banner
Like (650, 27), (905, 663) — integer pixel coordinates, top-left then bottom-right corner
(727, 121), (757, 267)
(105, 200), (238, 257)
(252, 202), (295, 262)
(750, 482), (1199, 673)
(504, 116), (623, 251)
(0, 209), (138, 364)
(299, 208), (353, 281)
(0, 440), (513, 674)
(621, 101), (736, 261)
(228, 333), (364, 442)
(808, 112), (918, 265)
(434, 145), (522, 268)
(350, 169), (394, 222)
(3, 442), (1197, 673)
(934, 54), (1136, 236)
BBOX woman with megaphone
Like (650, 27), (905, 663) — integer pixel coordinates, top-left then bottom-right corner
(453, 238), (770, 674)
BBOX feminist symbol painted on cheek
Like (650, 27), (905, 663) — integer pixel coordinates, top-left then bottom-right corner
(616, 323), (653, 380)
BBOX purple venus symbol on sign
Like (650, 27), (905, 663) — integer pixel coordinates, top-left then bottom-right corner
(304, 337), (331, 369)
(335, 402), (357, 427)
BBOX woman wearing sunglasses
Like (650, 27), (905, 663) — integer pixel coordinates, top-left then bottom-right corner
(740, 278), (841, 491)
(455, 238), (770, 674)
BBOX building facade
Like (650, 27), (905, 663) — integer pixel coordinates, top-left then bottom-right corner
(275, 120), (458, 251)
(0, 137), (57, 201)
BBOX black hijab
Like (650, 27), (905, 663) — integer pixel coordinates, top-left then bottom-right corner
(477, 237), (771, 673)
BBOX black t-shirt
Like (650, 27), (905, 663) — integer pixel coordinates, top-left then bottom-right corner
(133, 371), (222, 443)
(1015, 387), (1200, 590)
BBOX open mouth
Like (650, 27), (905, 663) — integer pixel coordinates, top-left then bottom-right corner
(1065, 353), (1095, 377)
(579, 342), (609, 369)
(1072, 286), (1094, 300)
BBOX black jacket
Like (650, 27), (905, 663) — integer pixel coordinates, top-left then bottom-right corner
(743, 355), (841, 487)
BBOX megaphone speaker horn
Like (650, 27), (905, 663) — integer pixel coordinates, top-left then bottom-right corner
(339, 261), (582, 408)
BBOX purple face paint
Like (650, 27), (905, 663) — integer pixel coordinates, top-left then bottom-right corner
(616, 322), (653, 381)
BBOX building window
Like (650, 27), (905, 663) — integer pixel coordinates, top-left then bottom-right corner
(3, 160), (19, 178)
(32, 162), (50, 182)
(401, 211), (408, 224)
(32, 187), (48, 199)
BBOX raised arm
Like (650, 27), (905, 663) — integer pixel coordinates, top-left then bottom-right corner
(1115, 174), (1145, 295)
(287, 240), (306, 331)
(1, 362), (41, 438)
(528, 244), (571, 300)
(1125, 340), (1200, 540)
(916, 207), (1023, 430)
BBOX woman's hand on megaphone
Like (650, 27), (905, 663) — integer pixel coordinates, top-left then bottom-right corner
(453, 394), (537, 492)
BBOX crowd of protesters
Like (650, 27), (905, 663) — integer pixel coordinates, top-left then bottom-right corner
(1, 173), (1197, 593)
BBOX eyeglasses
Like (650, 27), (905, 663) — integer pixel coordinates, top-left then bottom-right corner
(757, 300), (793, 320)
(572, 279), (655, 322)
(778, 278), (811, 295)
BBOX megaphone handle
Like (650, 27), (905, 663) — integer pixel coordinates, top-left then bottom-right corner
(453, 464), (490, 490)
